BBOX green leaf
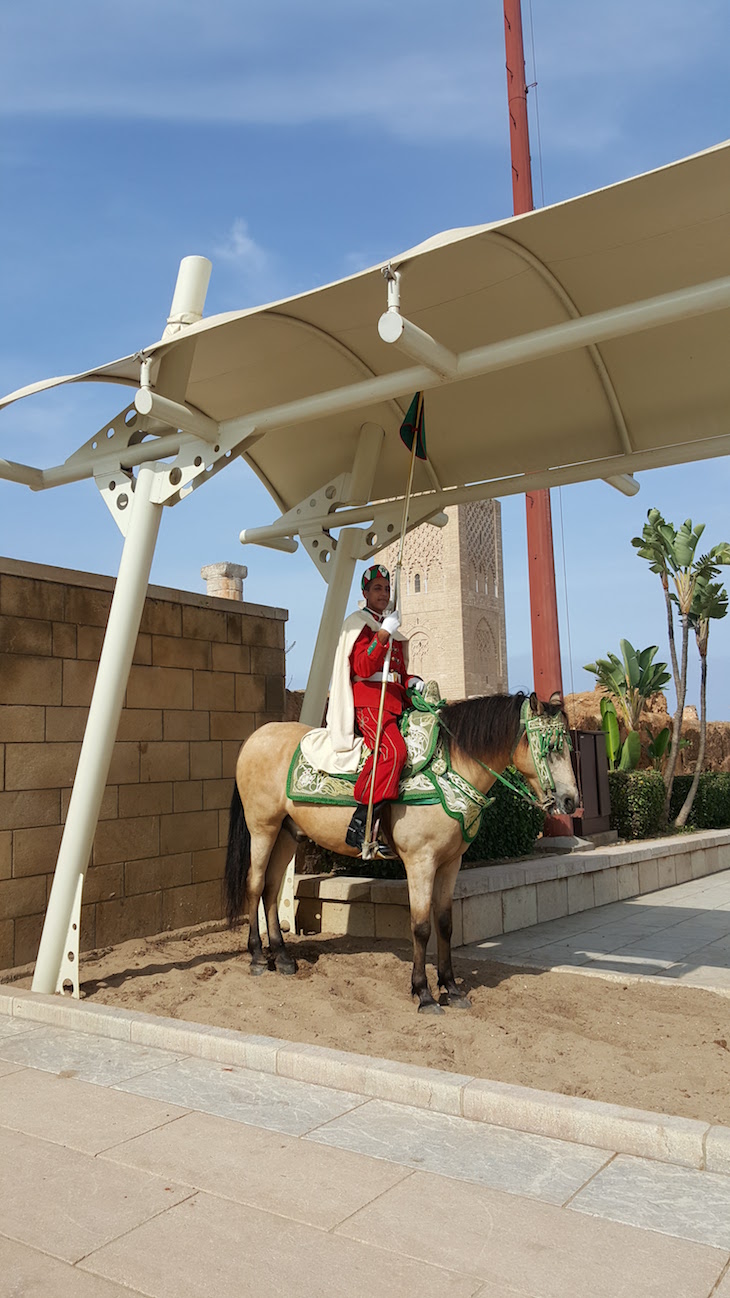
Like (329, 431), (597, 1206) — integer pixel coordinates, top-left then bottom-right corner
(619, 729), (641, 771)
(601, 702), (621, 770)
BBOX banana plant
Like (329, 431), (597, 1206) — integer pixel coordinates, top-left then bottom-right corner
(584, 639), (671, 732)
(600, 698), (640, 771)
(632, 510), (730, 815)
(644, 725), (671, 771)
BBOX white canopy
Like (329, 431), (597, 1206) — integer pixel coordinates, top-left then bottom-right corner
(3, 140), (729, 514)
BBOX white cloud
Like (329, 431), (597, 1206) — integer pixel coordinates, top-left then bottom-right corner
(210, 218), (285, 307)
(214, 219), (270, 274)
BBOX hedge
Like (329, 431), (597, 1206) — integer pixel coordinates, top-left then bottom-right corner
(463, 774), (545, 865)
(668, 773), (730, 829)
(608, 771), (666, 840)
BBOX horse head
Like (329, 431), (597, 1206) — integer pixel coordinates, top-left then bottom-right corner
(512, 692), (580, 817)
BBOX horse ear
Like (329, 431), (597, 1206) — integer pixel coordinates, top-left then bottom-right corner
(529, 691), (540, 713)
(548, 691), (563, 708)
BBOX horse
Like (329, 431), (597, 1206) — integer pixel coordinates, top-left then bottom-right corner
(224, 689), (579, 1014)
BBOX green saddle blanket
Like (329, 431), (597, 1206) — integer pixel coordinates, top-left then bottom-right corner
(286, 681), (493, 844)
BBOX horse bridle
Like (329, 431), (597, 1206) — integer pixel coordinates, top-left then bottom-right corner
(418, 693), (572, 810)
(517, 698), (573, 803)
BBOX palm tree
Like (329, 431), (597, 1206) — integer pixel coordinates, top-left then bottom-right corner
(674, 578), (729, 828)
(632, 511), (730, 817)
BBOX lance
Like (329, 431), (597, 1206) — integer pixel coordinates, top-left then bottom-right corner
(362, 393), (423, 858)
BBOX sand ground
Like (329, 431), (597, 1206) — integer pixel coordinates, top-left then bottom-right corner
(15, 923), (728, 1126)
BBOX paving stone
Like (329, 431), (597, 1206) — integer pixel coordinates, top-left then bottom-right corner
(0, 1025), (187, 1085)
(0, 1125), (191, 1263)
(0, 1016), (42, 1039)
(79, 1190), (480, 1298)
(336, 1168), (727, 1298)
(307, 1098), (609, 1204)
(570, 1153), (730, 1249)
(0, 1066), (188, 1154)
(116, 1054), (367, 1136)
(0, 1236), (142, 1298)
(102, 1108), (411, 1229)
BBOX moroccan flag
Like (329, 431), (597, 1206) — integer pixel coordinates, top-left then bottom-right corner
(399, 392), (427, 460)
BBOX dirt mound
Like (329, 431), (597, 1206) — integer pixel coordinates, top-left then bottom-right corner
(565, 687), (730, 772)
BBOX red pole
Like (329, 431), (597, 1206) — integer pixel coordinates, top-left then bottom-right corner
(503, 0), (573, 835)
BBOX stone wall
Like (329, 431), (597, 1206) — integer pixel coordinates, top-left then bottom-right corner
(0, 558), (287, 971)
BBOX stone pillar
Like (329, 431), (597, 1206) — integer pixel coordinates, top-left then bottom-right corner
(200, 562), (248, 601)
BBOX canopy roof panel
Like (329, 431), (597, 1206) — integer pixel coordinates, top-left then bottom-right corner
(3, 141), (729, 510)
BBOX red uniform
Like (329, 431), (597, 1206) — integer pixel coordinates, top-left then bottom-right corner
(350, 623), (409, 803)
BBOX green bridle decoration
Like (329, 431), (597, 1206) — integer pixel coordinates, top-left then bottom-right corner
(518, 697), (573, 796)
(412, 691), (572, 809)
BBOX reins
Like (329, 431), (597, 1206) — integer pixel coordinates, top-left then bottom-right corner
(411, 693), (571, 811)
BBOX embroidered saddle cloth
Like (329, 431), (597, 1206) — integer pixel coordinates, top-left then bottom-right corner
(286, 681), (493, 844)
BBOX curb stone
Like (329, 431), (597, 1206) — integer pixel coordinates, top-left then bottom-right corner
(1, 985), (727, 1173)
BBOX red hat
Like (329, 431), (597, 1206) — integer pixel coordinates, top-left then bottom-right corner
(361, 563), (390, 592)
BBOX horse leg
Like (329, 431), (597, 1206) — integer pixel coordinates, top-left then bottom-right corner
(245, 829), (279, 975)
(405, 860), (443, 1015)
(263, 829), (298, 976)
(433, 855), (471, 1009)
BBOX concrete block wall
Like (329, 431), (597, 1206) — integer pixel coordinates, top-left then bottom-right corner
(0, 557), (287, 971)
(295, 829), (730, 948)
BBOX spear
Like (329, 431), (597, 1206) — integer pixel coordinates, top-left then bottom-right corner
(362, 392), (425, 858)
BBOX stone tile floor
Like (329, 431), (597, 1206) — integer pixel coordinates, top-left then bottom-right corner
(1, 1014), (730, 1296)
(462, 868), (730, 990)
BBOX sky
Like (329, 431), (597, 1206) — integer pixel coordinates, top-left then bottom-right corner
(1, 0), (729, 717)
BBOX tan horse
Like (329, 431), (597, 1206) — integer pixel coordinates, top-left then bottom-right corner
(225, 690), (579, 1013)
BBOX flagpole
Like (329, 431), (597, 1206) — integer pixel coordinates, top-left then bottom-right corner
(362, 426), (420, 857)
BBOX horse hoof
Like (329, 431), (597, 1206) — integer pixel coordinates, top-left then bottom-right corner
(447, 994), (472, 1010)
(418, 1001), (445, 1016)
(276, 958), (297, 976)
(250, 963), (268, 977)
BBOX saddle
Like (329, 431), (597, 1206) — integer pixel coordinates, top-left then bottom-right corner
(286, 681), (493, 844)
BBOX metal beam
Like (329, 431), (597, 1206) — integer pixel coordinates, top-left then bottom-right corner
(239, 432), (730, 543)
(220, 273), (730, 447)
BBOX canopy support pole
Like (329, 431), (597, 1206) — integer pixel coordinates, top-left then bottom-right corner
(32, 463), (163, 995)
(276, 428), (384, 931)
(299, 527), (369, 727)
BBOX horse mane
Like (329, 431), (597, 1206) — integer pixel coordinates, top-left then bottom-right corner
(440, 692), (526, 762)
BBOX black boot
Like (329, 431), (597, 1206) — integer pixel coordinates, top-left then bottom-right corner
(346, 803), (399, 860)
(345, 803), (369, 850)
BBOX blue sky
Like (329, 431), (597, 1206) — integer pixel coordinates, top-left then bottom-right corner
(1, 0), (729, 715)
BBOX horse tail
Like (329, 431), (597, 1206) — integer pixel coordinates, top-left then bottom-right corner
(224, 783), (251, 927)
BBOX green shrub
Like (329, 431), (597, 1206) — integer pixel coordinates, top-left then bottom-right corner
(463, 774), (545, 864)
(668, 773), (730, 829)
(608, 770), (666, 840)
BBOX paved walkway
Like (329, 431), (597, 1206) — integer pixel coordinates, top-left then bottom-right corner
(463, 867), (730, 991)
(2, 1009), (730, 1297)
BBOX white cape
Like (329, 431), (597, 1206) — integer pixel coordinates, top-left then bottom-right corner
(300, 610), (407, 776)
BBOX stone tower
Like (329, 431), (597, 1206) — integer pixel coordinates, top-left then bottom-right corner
(383, 500), (508, 700)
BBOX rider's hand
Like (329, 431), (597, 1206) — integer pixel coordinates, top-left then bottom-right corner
(408, 676), (425, 694)
(381, 611), (401, 637)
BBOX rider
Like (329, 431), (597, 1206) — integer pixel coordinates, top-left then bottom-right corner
(345, 564), (424, 853)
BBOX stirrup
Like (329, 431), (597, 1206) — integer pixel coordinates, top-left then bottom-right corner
(362, 838), (399, 862)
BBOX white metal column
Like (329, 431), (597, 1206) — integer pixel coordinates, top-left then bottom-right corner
(299, 527), (367, 725)
(32, 464), (163, 994)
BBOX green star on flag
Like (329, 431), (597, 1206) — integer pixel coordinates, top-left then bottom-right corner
(399, 392), (427, 460)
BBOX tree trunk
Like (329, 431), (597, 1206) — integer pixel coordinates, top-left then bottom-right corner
(664, 613), (689, 817)
(663, 577), (681, 689)
(675, 637), (708, 828)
